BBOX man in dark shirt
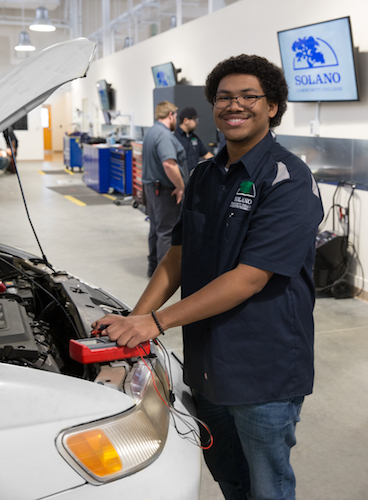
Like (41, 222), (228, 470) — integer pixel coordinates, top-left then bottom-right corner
(93, 54), (323, 500)
(174, 107), (213, 173)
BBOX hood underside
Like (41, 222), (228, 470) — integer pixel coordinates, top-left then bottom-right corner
(0, 38), (96, 133)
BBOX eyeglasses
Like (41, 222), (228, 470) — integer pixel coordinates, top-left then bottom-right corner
(213, 95), (267, 109)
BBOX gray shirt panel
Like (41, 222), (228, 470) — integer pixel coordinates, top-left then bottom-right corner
(142, 121), (188, 186)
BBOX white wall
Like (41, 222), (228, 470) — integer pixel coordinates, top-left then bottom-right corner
(0, 107), (43, 160)
(46, 91), (74, 151)
(0, 88), (74, 160)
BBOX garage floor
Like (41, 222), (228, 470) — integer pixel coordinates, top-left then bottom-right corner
(1, 156), (368, 500)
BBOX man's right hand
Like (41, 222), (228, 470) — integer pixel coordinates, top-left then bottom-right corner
(172, 187), (184, 204)
(91, 313), (163, 348)
(162, 159), (185, 203)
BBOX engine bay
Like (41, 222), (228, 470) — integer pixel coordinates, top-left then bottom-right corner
(0, 248), (131, 380)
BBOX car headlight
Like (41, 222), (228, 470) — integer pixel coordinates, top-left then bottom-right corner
(56, 357), (170, 484)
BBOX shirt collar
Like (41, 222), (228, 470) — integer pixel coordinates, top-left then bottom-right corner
(176, 126), (194, 138)
(213, 132), (275, 176)
(176, 126), (186, 137)
(156, 120), (170, 131)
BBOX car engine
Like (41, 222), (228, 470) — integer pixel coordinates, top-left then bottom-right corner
(0, 246), (131, 381)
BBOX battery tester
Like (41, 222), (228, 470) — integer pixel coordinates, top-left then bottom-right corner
(69, 325), (150, 364)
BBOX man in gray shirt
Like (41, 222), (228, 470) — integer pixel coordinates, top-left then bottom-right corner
(142, 101), (187, 277)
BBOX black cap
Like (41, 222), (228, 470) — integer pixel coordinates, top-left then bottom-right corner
(179, 107), (198, 122)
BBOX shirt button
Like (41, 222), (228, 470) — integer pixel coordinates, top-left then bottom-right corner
(220, 185), (226, 191)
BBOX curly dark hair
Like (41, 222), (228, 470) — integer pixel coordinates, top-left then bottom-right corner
(204, 54), (288, 129)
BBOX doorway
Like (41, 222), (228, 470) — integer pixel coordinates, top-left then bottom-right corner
(41, 105), (52, 153)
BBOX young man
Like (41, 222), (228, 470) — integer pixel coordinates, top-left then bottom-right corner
(174, 106), (213, 173)
(142, 101), (187, 277)
(93, 55), (323, 500)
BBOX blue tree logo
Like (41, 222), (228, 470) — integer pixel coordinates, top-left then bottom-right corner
(292, 37), (324, 67)
(157, 71), (169, 86)
(292, 36), (338, 70)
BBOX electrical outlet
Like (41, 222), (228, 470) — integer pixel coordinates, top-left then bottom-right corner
(310, 120), (320, 136)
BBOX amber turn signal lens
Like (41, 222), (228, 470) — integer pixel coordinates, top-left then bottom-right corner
(66, 429), (122, 477)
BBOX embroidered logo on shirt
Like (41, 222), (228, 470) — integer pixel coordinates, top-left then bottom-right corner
(230, 181), (256, 211)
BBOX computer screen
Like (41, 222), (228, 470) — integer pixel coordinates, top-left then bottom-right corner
(151, 62), (177, 87)
(278, 17), (359, 102)
(96, 80), (112, 110)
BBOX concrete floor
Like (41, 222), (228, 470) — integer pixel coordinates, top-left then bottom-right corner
(1, 156), (368, 499)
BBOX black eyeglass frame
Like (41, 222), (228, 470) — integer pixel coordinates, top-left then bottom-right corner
(212, 94), (267, 109)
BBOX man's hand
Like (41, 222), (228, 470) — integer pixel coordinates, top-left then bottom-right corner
(162, 158), (185, 204)
(172, 186), (184, 204)
(91, 313), (162, 348)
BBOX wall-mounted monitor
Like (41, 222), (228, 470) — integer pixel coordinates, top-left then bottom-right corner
(102, 111), (111, 125)
(96, 79), (113, 110)
(278, 17), (359, 102)
(151, 62), (177, 87)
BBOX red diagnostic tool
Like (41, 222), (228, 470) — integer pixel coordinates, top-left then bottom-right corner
(69, 337), (151, 364)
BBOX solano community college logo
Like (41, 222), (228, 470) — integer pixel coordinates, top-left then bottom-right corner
(292, 36), (338, 70)
(230, 181), (256, 212)
(291, 35), (341, 86)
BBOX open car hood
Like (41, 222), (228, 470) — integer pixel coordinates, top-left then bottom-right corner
(0, 37), (96, 133)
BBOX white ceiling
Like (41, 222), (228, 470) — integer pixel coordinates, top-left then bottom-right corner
(0, 0), (238, 75)
(0, 0), (60, 9)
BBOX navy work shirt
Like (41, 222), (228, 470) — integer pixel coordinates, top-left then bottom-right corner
(174, 127), (209, 173)
(172, 132), (324, 405)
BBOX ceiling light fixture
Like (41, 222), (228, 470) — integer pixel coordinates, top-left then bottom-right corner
(15, 4), (35, 52)
(29, 6), (56, 32)
(15, 31), (36, 51)
(124, 37), (134, 48)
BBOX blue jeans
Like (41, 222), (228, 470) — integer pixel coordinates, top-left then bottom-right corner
(193, 391), (304, 500)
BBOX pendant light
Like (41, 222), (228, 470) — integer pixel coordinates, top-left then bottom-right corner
(15, 4), (35, 52)
(15, 31), (36, 51)
(124, 37), (134, 48)
(29, 5), (56, 32)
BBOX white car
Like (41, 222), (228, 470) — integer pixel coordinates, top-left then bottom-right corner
(0, 39), (201, 500)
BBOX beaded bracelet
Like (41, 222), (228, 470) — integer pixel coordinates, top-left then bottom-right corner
(151, 310), (165, 336)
